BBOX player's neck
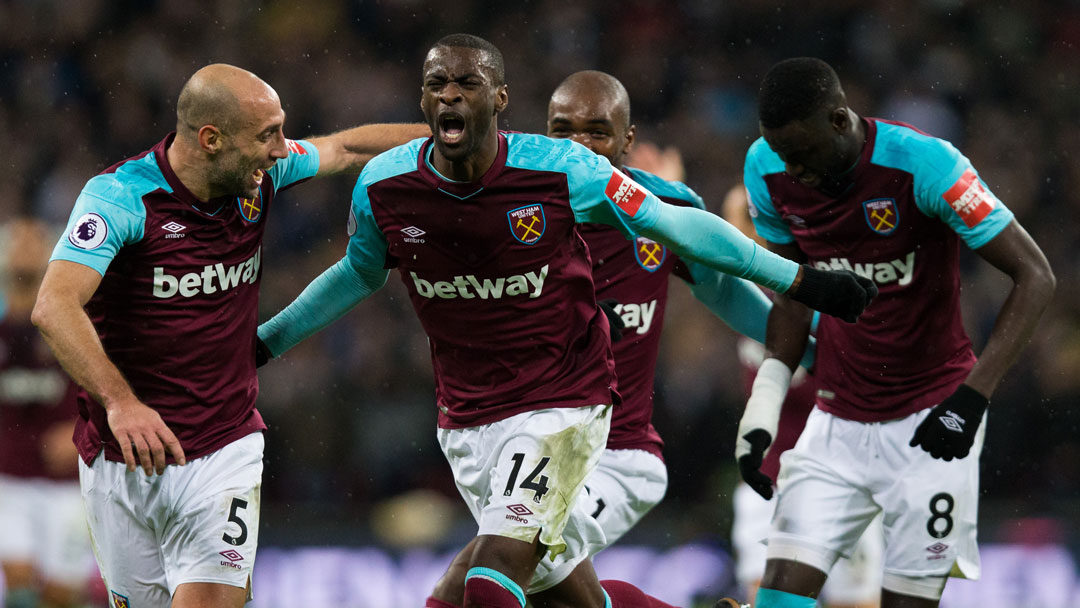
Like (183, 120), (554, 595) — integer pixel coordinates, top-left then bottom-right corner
(166, 138), (215, 202)
(430, 131), (499, 183)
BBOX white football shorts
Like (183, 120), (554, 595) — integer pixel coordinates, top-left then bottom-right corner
(767, 407), (983, 587)
(0, 474), (93, 585)
(79, 432), (264, 608)
(733, 481), (883, 605)
(438, 404), (611, 593)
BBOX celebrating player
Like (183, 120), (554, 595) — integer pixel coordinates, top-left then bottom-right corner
(735, 58), (1055, 608)
(0, 218), (91, 608)
(31, 64), (429, 608)
(423, 70), (799, 607)
(258, 36), (874, 608)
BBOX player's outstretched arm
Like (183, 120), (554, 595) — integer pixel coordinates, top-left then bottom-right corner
(910, 220), (1055, 460)
(309, 123), (431, 176)
(637, 202), (877, 322)
(257, 256), (389, 364)
(32, 260), (185, 475)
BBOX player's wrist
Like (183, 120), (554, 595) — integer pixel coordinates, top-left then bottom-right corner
(736, 358), (792, 458)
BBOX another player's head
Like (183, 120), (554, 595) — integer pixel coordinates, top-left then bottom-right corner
(757, 57), (863, 196)
(175, 63), (289, 199)
(547, 70), (635, 170)
(421, 34), (508, 163)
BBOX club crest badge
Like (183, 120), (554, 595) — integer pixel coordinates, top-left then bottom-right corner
(634, 236), (666, 272)
(68, 213), (108, 250)
(507, 204), (545, 245)
(238, 194), (262, 223)
(862, 198), (898, 235)
(110, 590), (130, 608)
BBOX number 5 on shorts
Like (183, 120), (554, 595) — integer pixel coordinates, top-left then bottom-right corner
(223, 497), (249, 546)
(503, 453), (551, 503)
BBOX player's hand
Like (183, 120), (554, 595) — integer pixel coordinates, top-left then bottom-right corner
(737, 429), (775, 500)
(105, 397), (186, 475)
(787, 265), (878, 323)
(735, 358), (791, 500)
(598, 299), (626, 343)
(909, 384), (988, 461)
(255, 337), (274, 368)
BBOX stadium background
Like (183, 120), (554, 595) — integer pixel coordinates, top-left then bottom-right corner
(0, 1), (1077, 605)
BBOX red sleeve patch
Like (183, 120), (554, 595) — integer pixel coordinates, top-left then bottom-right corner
(943, 169), (995, 228)
(605, 170), (647, 217)
(286, 139), (308, 155)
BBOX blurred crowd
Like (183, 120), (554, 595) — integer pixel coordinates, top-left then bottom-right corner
(1, 0), (1077, 551)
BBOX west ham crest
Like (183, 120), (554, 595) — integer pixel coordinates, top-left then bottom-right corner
(237, 194), (262, 223)
(634, 236), (666, 272)
(863, 198), (898, 235)
(110, 590), (130, 608)
(507, 204), (545, 245)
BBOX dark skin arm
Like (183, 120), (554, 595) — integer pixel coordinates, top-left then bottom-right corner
(962, 220), (1055, 397)
(762, 240), (813, 372)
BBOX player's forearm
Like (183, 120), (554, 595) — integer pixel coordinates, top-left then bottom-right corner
(963, 269), (1055, 398)
(312, 123), (431, 175)
(31, 293), (137, 408)
(258, 257), (388, 357)
(764, 294), (813, 373)
(688, 266), (770, 343)
(639, 204), (799, 293)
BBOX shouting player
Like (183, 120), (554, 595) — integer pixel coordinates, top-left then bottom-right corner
(736, 58), (1055, 608)
(31, 64), (429, 608)
(258, 36), (875, 608)
(423, 71), (807, 607)
(0, 218), (90, 608)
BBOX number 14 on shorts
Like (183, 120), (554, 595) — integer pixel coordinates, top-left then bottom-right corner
(503, 452), (551, 503)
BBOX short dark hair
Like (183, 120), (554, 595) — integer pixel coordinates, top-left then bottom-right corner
(430, 33), (505, 85)
(758, 57), (842, 129)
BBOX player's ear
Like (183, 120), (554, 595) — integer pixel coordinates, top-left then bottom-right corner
(830, 107), (850, 133)
(494, 84), (509, 113)
(198, 125), (224, 154)
(624, 124), (636, 153)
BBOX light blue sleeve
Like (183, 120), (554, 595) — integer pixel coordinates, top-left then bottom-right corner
(49, 175), (147, 276)
(873, 123), (1013, 249)
(267, 139), (321, 192)
(257, 165), (395, 357)
(744, 138), (796, 245)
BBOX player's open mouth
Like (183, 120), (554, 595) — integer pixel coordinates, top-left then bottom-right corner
(253, 169), (264, 185)
(438, 113), (466, 145)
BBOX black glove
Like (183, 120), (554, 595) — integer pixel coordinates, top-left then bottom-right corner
(737, 429), (775, 500)
(788, 265), (878, 323)
(255, 337), (274, 368)
(909, 384), (988, 461)
(598, 299), (626, 343)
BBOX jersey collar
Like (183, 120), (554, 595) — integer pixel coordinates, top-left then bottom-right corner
(416, 132), (509, 199)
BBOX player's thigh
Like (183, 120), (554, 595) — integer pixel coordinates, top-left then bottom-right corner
(38, 480), (93, 587)
(731, 481), (775, 590)
(160, 433), (264, 599)
(821, 512), (884, 606)
(172, 581), (248, 608)
(0, 475), (37, 563)
(439, 405), (610, 587)
(875, 410), (984, 583)
(581, 448), (667, 545)
(79, 455), (171, 608)
(767, 409), (880, 573)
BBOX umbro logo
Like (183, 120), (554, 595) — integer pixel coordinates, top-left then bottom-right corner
(505, 503), (532, 524)
(939, 410), (966, 433)
(402, 226), (426, 243)
(926, 542), (949, 560)
(219, 549), (244, 562)
(163, 222), (186, 239)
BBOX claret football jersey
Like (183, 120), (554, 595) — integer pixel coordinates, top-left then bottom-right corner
(346, 132), (666, 428)
(52, 133), (320, 464)
(745, 118), (1013, 421)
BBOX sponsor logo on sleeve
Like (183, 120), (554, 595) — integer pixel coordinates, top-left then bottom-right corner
(507, 204), (546, 245)
(68, 213), (108, 250)
(605, 169), (647, 217)
(633, 236), (666, 272)
(286, 139), (307, 155)
(862, 198), (899, 235)
(238, 194), (262, 223)
(943, 169), (995, 228)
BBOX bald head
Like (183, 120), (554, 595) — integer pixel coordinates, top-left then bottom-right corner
(176, 64), (280, 138)
(549, 71), (631, 129)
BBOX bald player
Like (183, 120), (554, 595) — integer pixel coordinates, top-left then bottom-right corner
(32, 64), (428, 608)
(422, 70), (776, 608)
